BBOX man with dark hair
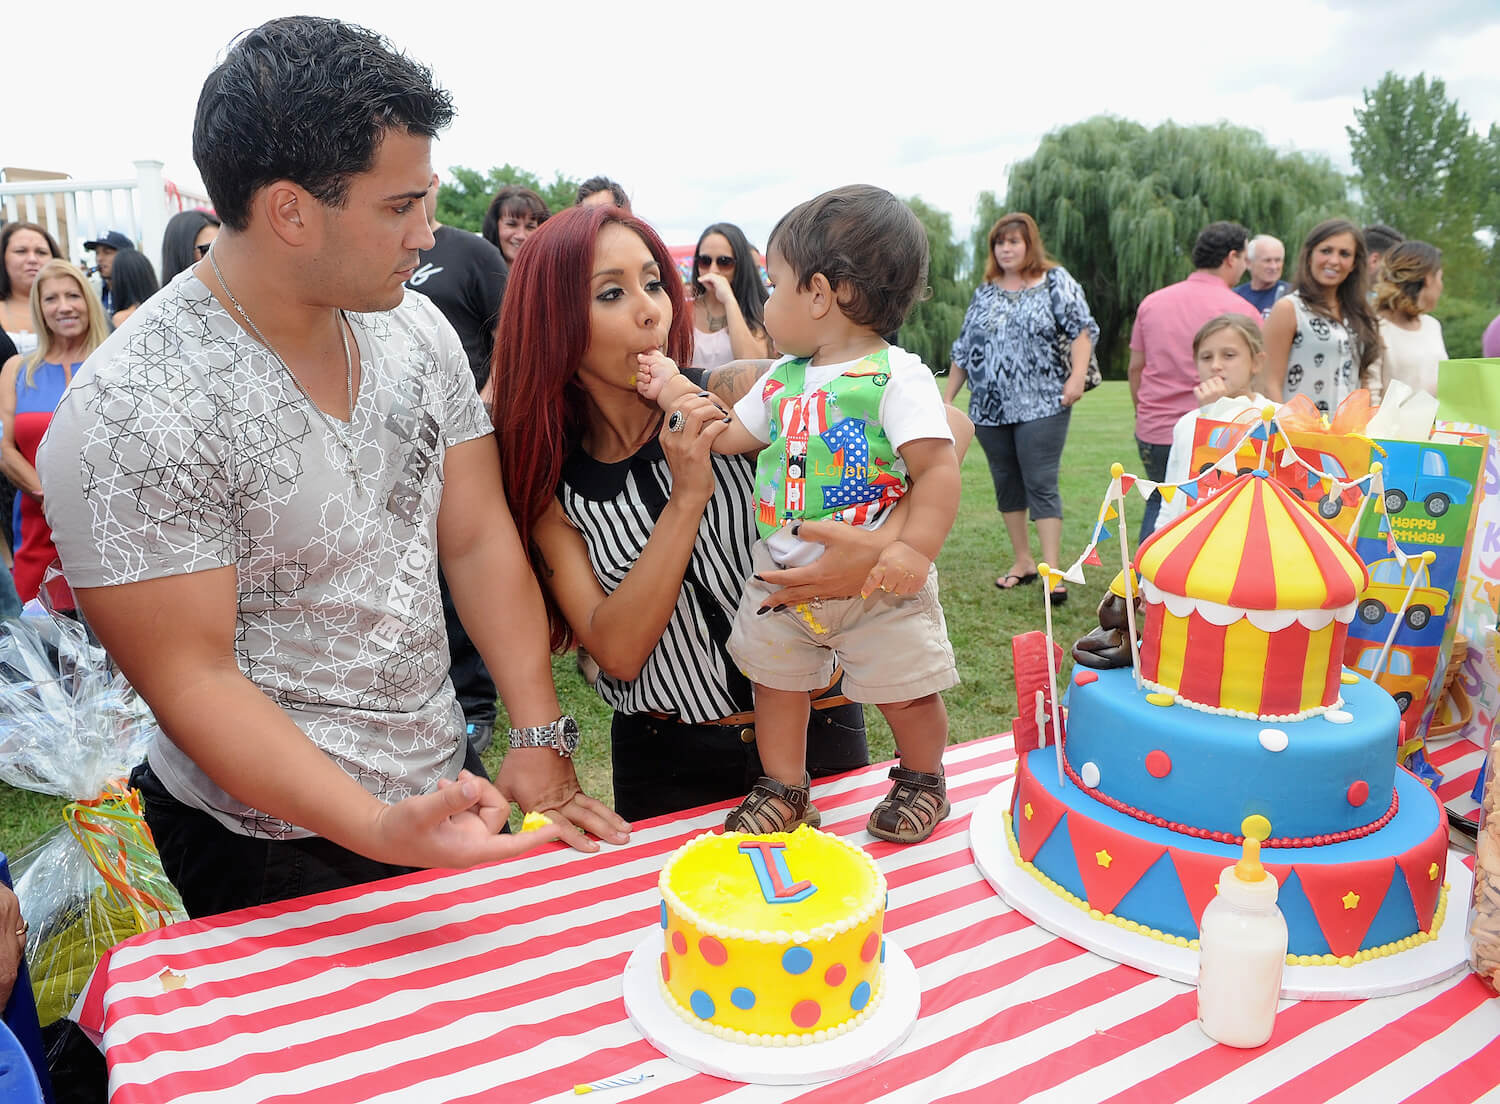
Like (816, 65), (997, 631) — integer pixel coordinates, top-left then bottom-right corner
(576, 175), (630, 211)
(406, 174), (506, 753)
(39, 16), (628, 918)
(1128, 220), (1261, 538)
(1363, 223), (1404, 279)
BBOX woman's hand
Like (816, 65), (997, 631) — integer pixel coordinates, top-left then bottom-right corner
(756, 520), (892, 607)
(659, 390), (731, 507)
(1061, 373), (1086, 407)
(698, 271), (733, 305)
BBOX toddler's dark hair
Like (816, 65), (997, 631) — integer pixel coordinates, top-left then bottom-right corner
(768, 185), (928, 336)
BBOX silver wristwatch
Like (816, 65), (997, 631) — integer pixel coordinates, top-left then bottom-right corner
(507, 715), (581, 758)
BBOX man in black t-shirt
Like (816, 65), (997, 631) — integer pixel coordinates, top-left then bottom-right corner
(407, 178), (508, 749)
(407, 179), (508, 391)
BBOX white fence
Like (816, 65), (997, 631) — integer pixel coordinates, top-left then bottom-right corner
(0, 160), (213, 275)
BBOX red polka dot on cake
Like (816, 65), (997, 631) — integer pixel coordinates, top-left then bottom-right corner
(1073, 670), (1098, 686)
(671, 930), (687, 955)
(1145, 750), (1172, 778)
(861, 931), (880, 962)
(1347, 780), (1369, 806)
(824, 963), (846, 986)
(660, 953), (670, 981)
(791, 1000), (822, 1028)
(698, 936), (727, 965)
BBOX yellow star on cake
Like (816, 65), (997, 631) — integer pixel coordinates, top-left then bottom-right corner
(1024, 802), (1034, 821)
(1342, 891), (1360, 910)
(1096, 849), (1113, 868)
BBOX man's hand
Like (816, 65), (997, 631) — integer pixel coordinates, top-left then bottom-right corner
(370, 770), (570, 868)
(497, 747), (631, 849)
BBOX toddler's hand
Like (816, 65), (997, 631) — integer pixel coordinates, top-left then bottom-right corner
(636, 349), (681, 402)
(861, 540), (931, 599)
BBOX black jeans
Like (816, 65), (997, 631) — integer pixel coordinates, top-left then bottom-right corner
(131, 741), (489, 920)
(610, 701), (868, 821)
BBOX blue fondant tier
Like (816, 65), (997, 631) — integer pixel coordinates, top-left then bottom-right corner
(1064, 667), (1399, 840)
(1009, 748), (1448, 958)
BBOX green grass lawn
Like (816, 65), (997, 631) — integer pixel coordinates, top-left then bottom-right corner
(0, 383), (1145, 853)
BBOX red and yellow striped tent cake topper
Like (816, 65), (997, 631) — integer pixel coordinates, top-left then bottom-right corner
(1134, 472), (1369, 719)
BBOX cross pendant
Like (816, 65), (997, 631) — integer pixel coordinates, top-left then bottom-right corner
(346, 457), (365, 496)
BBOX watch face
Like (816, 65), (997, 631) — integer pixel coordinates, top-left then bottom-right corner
(558, 715), (581, 755)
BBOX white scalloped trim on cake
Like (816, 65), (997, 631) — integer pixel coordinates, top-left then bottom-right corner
(656, 966), (886, 1045)
(1139, 676), (1345, 723)
(658, 829), (887, 942)
(1140, 579), (1356, 630)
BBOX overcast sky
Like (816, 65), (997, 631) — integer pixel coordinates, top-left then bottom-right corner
(11, 0), (1500, 251)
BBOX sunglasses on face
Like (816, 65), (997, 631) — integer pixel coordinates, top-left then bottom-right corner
(697, 254), (735, 269)
(195, 243), (212, 258)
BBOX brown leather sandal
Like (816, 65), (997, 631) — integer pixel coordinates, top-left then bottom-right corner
(867, 765), (949, 844)
(725, 774), (822, 833)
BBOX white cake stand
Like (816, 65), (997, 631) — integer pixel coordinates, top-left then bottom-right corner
(623, 931), (919, 1085)
(969, 776), (1472, 1000)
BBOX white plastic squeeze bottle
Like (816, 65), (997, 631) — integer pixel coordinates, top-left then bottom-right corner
(1196, 834), (1288, 1047)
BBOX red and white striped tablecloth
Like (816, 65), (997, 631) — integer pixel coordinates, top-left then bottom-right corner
(77, 736), (1500, 1103)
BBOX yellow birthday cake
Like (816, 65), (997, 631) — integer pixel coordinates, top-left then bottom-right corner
(657, 825), (886, 1044)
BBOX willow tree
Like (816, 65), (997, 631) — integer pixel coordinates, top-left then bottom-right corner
(898, 196), (969, 375)
(1003, 118), (1348, 372)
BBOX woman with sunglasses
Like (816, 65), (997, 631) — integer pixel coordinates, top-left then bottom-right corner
(690, 222), (773, 371)
(159, 210), (221, 284)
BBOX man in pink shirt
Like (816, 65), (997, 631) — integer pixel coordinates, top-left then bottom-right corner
(1128, 221), (1261, 536)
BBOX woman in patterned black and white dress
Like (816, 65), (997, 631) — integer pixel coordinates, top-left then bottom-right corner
(1264, 219), (1380, 417)
(944, 212), (1096, 602)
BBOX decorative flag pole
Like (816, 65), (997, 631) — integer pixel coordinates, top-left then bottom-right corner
(1111, 463), (1144, 687)
(1345, 461), (1382, 541)
(1255, 405), (1276, 471)
(1037, 561), (1066, 791)
(1370, 551), (1437, 681)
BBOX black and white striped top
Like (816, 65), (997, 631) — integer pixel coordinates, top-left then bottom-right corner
(558, 439), (758, 723)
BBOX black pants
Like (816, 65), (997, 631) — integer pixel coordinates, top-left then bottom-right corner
(610, 701), (868, 821)
(439, 567), (498, 753)
(131, 742), (489, 920)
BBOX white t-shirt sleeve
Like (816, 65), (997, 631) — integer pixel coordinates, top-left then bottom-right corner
(730, 360), (782, 445)
(411, 294), (491, 447)
(879, 347), (954, 452)
(39, 340), (237, 587)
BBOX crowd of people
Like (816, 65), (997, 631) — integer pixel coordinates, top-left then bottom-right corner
(3, 14), (1498, 1095)
(0, 9), (1493, 956)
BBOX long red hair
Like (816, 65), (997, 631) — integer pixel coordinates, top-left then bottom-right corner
(491, 204), (693, 651)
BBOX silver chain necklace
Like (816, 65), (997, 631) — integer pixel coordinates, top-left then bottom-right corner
(208, 246), (365, 497)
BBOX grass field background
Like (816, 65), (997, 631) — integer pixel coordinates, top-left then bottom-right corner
(0, 382), (1146, 854)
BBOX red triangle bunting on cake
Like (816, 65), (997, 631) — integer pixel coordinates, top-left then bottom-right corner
(1013, 759), (1068, 864)
(1168, 847), (1236, 929)
(1064, 814), (1167, 915)
(1293, 856), (1396, 958)
(1394, 819), (1449, 932)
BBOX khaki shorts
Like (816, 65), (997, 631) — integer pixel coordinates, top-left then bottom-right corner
(727, 541), (959, 705)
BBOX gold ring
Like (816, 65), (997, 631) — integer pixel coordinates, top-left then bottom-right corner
(15, 923), (26, 938)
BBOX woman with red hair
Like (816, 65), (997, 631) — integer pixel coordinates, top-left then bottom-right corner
(492, 205), (873, 821)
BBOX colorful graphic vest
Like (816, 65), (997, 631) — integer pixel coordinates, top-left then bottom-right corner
(753, 349), (907, 538)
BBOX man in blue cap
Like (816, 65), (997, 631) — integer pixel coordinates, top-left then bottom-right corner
(82, 229), (135, 312)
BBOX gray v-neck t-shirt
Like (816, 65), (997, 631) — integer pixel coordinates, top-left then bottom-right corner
(38, 270), (492, 838)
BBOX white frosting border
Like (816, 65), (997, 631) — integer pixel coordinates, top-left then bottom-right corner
(659, 829), (887, 943)
(1140, 578), (1357, 630)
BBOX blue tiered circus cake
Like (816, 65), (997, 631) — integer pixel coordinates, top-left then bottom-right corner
(1005, 472), (1450, 965)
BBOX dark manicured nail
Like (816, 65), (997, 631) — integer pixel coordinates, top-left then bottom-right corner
(723, 416), (732, 423)
(753, 573), (766, 581)
(790, 522), (801, 536)
(757, 605), (771, 616)
(697, 390), (710, 398)
(773, 604), (787, 612)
